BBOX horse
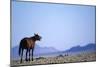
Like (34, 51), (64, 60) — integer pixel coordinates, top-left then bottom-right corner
(18, 33), (42, 63)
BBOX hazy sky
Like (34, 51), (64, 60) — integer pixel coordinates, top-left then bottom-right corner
(12, 1), (95, 51)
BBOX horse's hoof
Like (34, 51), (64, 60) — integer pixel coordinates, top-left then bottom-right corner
(29, 59), (30, 61)
(20, 59), (23, 63)
(20, 61), (22, 63)
(25, 59), (28, 61)
(32, 58), (33, 61)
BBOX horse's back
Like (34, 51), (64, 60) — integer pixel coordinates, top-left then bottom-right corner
(20, 37), (35, 49)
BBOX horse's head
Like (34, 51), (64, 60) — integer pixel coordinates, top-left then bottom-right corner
(32, 33), (42, 41)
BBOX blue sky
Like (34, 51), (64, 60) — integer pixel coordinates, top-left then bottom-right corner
(12, 1), (95, 51)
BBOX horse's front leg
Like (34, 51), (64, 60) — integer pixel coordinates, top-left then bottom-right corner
(32, 48), (34, 61)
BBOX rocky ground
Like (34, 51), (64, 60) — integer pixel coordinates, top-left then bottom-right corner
(11, 52), (96, 67)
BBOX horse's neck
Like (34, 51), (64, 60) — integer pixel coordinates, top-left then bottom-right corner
(30, 37), (36, 42)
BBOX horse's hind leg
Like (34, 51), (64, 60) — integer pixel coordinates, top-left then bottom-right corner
(20, 49), (23, 63)
(25, 49), (28, 61)
(29, 49), (31, 61)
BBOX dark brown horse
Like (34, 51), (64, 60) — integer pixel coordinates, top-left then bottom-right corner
(19, 33), (42, 63)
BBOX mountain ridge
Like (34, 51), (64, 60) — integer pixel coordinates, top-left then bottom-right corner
(11, 43), (96, 59)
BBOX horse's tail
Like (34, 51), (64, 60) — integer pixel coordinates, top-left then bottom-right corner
(19, 44), (22, 56)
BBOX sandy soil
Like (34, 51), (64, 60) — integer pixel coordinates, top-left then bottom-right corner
(11, 52), (96, 66)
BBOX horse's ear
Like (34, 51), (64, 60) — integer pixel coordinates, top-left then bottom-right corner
(34, 33), (36, 35)
(34, 33), (39, 35)
(36, 33), (38, 35)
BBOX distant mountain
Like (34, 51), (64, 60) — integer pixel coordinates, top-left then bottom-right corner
(65, 43), (96, 52)
(11, 45), (58, 59)
(34, 45), (59, 55)
(11, 43), (96, 59)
